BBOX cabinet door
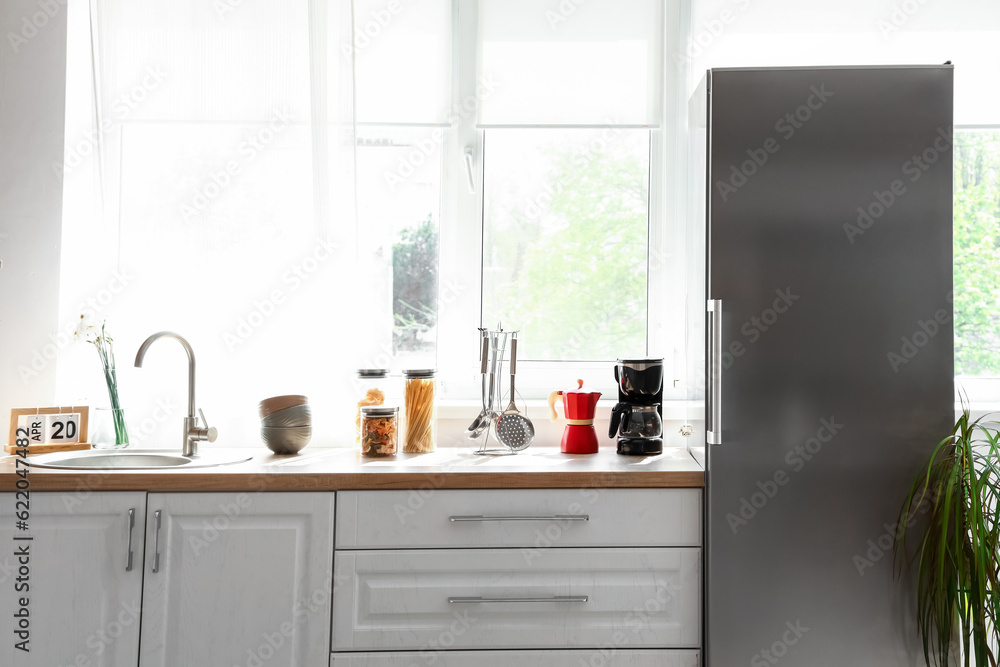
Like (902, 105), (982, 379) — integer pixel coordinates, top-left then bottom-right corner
(139, 492), (334, 667)
(0, 491), (146, 667)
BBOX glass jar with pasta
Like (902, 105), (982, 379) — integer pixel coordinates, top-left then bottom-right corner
(403, 369), (437, 453)
(360, 405), (398, 457)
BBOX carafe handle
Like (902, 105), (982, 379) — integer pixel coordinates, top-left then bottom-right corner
(609, 403), (630, 438)
(547, 390), (563, 422)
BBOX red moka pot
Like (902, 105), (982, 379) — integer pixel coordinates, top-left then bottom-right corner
(548, 379), (602, 454)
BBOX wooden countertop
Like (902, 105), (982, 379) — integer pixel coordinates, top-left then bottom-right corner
(0, 446), (703, 491)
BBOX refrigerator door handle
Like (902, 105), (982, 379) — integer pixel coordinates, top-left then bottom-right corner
(707, 299), (723, 445)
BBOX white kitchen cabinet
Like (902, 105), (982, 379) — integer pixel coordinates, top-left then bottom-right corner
(336, 488), (702, 549)
(138, 492), (335, 667)
(330, 649), (701, 666)
(332, 547), (701, 651)
(0, 491), (146, 667)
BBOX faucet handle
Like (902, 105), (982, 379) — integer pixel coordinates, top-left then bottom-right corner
(196, 408), (218, 443)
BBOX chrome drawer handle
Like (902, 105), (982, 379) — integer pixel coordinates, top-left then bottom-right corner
(449, 515), (589, 522)
(125, 508), (135, 572)
(152, 510), (162, 573)
(448, 596), (589, 604)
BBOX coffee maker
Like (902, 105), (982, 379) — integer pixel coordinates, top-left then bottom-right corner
(609, 358), (664, 455)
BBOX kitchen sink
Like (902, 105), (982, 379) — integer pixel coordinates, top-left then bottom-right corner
(26, 450), (252, 470)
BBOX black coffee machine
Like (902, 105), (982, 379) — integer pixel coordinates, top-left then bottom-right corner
(609, 358), (664, 455)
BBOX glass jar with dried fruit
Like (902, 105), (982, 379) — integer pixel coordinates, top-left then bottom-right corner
(360, 405), (398, 458)
(355, 369), (388, 444)
(403, 369), (437, 453)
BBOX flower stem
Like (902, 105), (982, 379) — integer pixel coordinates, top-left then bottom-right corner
(91, 326), (128, 446)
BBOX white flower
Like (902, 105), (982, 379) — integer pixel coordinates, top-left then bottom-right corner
(73, 313), (97, 342)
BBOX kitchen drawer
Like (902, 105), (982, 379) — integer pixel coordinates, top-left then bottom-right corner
(330, 649), (700, 666)
(335, 488), (701, 548)
(332, 547), (700, 651)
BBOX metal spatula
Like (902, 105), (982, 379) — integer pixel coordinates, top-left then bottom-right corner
(495, 337), (534, 451)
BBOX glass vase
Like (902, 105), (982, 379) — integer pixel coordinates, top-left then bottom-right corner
(92, 408), (130, 449)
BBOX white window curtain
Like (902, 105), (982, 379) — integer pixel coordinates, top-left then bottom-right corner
(56, 0), (362, 447)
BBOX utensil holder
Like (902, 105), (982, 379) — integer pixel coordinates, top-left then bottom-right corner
(471, 327), (522, 456)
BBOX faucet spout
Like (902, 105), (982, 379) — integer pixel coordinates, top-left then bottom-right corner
(135, 332), (215, 456)
(135, 331), (196, 420)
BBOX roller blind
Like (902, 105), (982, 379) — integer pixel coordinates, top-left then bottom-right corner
(478, 0), (663, 126)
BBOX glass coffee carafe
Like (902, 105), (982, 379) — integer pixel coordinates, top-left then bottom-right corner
(610, 403), (663, 446)
(615, 404), (662, 439)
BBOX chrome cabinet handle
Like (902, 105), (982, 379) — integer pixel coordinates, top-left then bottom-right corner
(707, 299), (723, 445)
(152, 510), (162, 573)
(448, 596), (589, 604)
(125, 508), (135, 572)
(449, 515), (589, 522)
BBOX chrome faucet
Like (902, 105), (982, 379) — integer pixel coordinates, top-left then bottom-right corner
(134, 332), (217, 456)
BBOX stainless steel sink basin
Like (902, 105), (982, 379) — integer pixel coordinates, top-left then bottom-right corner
(27, 450), (252, 470)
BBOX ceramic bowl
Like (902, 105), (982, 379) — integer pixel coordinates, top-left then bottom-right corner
(258, 395), (308, 419)
(260, 426), (312, 455)
(260, 404), (312, 428)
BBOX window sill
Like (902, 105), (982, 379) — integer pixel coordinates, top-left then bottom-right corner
(437, 399), (696, 422)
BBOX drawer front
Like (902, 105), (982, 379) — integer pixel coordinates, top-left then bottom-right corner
(332, 548), (700, 651)
(330, 649), (700, 666)
(336, 489), (701, 548)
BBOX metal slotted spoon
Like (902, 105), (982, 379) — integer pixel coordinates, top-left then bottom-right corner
(495, 337), (534, 451)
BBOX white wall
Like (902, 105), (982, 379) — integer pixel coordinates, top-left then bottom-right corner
(685, 0), (1000, 124)
(0, 0), (67, 435)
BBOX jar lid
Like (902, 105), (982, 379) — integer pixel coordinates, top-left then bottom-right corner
(361, 405), (398, 417)
(357, 369), (388, 378)
(403, 369), (437, 378)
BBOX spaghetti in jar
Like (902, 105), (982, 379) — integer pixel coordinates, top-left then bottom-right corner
(403, 369), (437, 453)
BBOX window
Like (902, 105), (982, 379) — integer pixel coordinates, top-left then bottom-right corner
(481, 128), (651, 361)
(350, 0), (680, 400)
(352, 0), (452, 371)
(57, 0), (683, 447)
(447, 0), (678, 398)
(954, 129), (1000, 396)
(356, 125), (444, 369)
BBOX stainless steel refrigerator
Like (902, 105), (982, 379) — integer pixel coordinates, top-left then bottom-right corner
(689, 66), (955, 666)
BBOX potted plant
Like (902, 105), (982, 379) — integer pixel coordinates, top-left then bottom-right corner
(895, 407), (1000, 667)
